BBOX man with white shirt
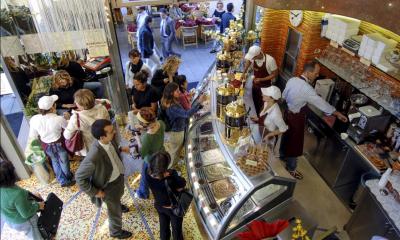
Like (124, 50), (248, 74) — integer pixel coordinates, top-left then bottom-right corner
(159, 8), (180, 59)
(280, 61), (347, 179)
(75, 119), (132, 239)
(136, 6), (148, 52)
(242, 45), (278, 115)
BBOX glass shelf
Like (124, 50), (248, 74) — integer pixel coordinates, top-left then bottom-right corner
(316, 57), (400, 119)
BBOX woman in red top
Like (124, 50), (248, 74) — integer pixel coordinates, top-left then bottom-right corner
(174, 75), (193, 110)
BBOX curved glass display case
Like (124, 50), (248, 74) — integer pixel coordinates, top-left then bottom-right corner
(185, 72), (296, 240)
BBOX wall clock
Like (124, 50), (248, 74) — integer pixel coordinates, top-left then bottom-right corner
(289, 10), (303, 27)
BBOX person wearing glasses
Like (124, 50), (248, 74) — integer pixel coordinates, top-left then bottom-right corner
(133, 107), (166, 199)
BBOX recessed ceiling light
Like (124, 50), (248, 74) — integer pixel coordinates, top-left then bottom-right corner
(388, 2), (393, 7)
(321, 6), (325, 9)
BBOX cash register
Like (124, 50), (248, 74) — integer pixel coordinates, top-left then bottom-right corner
(347, 105), (391, 144)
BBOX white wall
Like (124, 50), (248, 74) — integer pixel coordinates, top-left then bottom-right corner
(207, 0), (244, 18)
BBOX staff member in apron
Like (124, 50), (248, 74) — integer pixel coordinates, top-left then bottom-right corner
(242, 45), (278, 116)
(250, 86), (288, 149)
(280, 61), (347, 179)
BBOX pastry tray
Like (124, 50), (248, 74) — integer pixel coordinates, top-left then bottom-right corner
(200, 148), (226, 166)
(204, 162), (233, 182)
(210, 177), (237, 201)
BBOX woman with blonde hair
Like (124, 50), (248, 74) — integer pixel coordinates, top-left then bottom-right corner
(49, 70), (78, 113)
(58, 54), (104, 98)
(64, 89), (110, 156)
(151, 56), (182, 100)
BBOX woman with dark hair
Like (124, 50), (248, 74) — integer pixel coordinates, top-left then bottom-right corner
(145, 151), (186, 240)
(174, 75), (193, 110)
(0, 158), (45, 239)
(139, 16), (161, 74)
(131, 70), (158, 114)
(161, 82), (206, 167)
(29, 95), (74, 187)
(133, 107), (165, 199)
(4, 57), (31, 103)
(125, 49), (151, 89)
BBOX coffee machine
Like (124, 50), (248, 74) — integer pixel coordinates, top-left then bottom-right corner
(347, 105), (391, 144)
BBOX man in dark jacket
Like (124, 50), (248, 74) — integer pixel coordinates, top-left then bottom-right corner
(75, 119), (132, 239)
(139, 16), (161, 74)
(159, 8), (181, 59)
(221, 2), (236, 33)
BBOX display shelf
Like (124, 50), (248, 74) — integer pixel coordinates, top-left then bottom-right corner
(185, 68), (296, 240)
(316, 57), (400, 118)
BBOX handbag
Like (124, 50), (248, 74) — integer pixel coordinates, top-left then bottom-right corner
(164, 179), (193, 217)
(65, 113), (84, 152)
(38, 192), (63, 239)
(28, 192), (63, 240)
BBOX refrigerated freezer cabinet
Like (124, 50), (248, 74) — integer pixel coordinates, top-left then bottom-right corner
(184, 74), (316, 239)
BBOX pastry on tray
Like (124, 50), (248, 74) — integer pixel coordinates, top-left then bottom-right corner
(204, 162), (233, 182)
(237, 144), (269, 176)
(211, 178), (237, 200)
(201, 149), (225, 166)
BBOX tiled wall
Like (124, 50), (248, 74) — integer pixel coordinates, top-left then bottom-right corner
(259, 9), (399, 92)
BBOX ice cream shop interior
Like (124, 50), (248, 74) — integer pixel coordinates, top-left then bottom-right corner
(0, 0), (400, 239)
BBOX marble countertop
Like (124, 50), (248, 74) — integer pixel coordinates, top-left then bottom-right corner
(366, 171), (400, 231)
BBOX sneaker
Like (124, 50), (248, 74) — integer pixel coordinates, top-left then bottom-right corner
(61, 180), (76, 187)
(134, 190), (149, 200)
(210, 49), (217, 53)
(110, 230), (132, 239)
(121, 204), (129, 213)
(287, 169), (303, 180)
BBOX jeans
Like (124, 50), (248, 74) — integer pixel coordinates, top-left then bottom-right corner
(83, 81), (104, 98)
(156, 205), (184, 240)
(44, 142), (73, 185)
(137, 161), (149, 198)
(161, 36), (180, 59)
(7, 214), (43, 240)
(285, 157), (297, 171)
(144, 53), (161, 80)
(164, 131), (185, 168)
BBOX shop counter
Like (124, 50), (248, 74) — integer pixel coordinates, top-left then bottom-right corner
(186, 68), (317, 239)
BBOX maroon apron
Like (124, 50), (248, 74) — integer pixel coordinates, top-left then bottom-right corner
(280, 76), (308, 158)
(252, 54), (272, 115)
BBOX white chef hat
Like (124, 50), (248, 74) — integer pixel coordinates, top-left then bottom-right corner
(261, 86), (281, 100)
(245, 45), (262, 61)
(38, 95), (59, 110)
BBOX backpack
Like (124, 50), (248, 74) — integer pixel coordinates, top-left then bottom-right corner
(157, 106), (172, 132)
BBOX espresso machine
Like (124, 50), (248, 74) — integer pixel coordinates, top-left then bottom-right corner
(347, 105), (391, 144)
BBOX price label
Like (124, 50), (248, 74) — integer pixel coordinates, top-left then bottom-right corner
(245, 159), (258, 167)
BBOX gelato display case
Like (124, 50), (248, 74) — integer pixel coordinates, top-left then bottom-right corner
(184, 72), (297, 239)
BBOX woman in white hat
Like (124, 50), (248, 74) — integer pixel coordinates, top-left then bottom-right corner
(251, 86), (288, 147)
(28, 95), (75, 187)
(241, 45), (278, 116)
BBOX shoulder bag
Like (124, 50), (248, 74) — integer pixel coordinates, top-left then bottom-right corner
(164, 178), (193, 217)
(65, 113), (84, 153)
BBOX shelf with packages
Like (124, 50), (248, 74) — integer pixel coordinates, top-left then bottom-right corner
(185, 68), (297, 239)
(315, 56), (400, 119)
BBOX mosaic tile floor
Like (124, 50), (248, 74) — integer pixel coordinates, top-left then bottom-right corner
(1, 159), (204, 240)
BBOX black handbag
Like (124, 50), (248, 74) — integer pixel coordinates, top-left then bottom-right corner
(164, 179), (193, 217)
(37, 193), (64, 239)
